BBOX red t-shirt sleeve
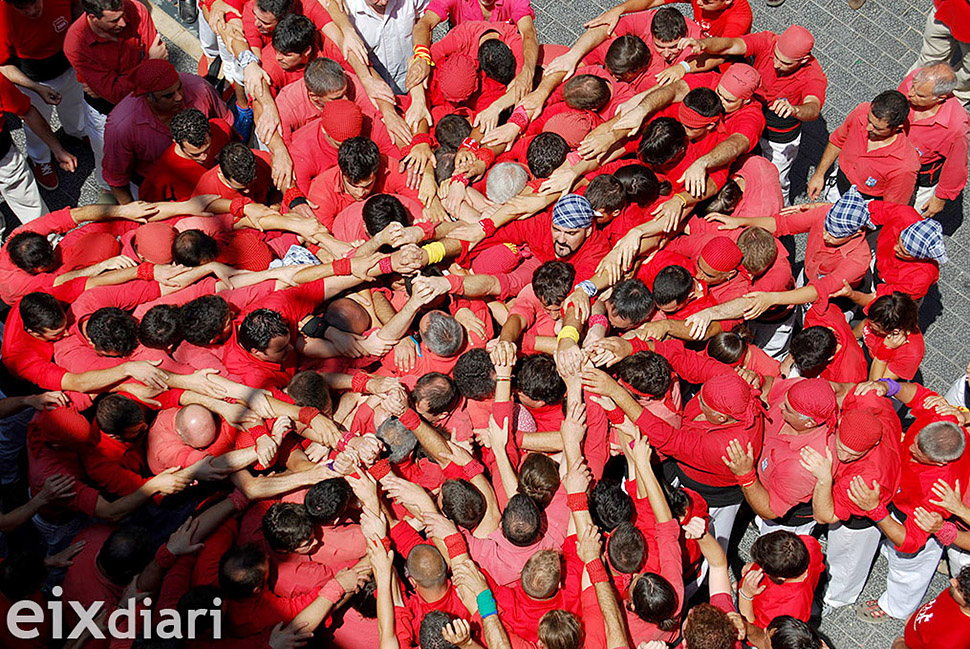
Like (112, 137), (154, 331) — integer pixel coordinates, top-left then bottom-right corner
(740, 31), (774, 59)
(0, 73), (30, 116)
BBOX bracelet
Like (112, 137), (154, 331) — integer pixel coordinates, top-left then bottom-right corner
(567, 492), (589, 512)
(398, 408), (422, 430)
(137, 262), (154, 281)
(566, 151), (583, 166)
(228, 488), (250, 510)
(606, 407), (625, 424)
(378, 256), (393, 274)
(585, 559), (609, 584)
(283, 186), (305, 209)
(477, 589), (498, 619)
(412, 45), (433, 66)
(452, 173), (470, 187)
(459, 137), (480, 152)
(673, 193), (688, 208)
(410, 132), (435, 149)
(869, 503), (889, 522)
(423, 241), (447, 265)
(446, 274), (465, 293)
(298, 407), (319, 427)
(368, 458), (392, 480)
(496, 376), (512, 382)
(479, 218), (497, 237)
(444, 533), (468, 558)
(236, 49), (260, 69)
(321, 578), (346, 603)
(508, 105), (530, 130)
(735, 468), (756, 487)
(739, 591), (754, 601)
(229, 197), (252, 219)
(876, 378), (901, 398)
(462, 459), (485, 480)
(475, 147), (496, 166)
(576, 280), (598, 298)
(336, 430), (356, 453)
(381, 536), (393, 553)
(589, 314), (609, 329)
(417, 220), (437, 240)
(680, 60), (691, 73)
(332, 257), (352, 276)
(351, 371), (370, 393)
(557, 325), (581, 344)
(938, 521), (959, 546)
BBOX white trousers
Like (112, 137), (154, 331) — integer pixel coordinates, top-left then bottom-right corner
(749, 306), (797, 360)
(709, 502), (742, 552)
(197, 6), (220, 60)
(756, 515), (816, 537)
(914, 184), (936, 214)
(22, 68), (86, 164)
(824, 523), (883, 608)
(197, 5), (244, 84)
(878, 533), (943, 619)
(911, 12), (970, 106)
(0, 144), (47, 223)
(83, 103), (108, 190)
(760, 134), (801, 205)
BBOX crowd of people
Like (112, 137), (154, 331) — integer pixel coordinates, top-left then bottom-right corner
(0, 0), (969, 647)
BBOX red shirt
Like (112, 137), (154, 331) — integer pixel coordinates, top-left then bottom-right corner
(734, 155), (784, 218)
(934, 0), (970, 42)
(0, 71), (31, 134)
(904, 587), (970, 649)
(146, 408), (238, 474)
(685, 71), (765, 150)
(307, 156), (414, 229)
(276, 73), (381, 145)
(193, 149), (274, 203)
(899, 70), (970, 200)
(0, 0), (72, 63)
(61, 525), (125, 627)
(242, 0), (332, 52)
(802, 298), (868, 383)
(0, 206), (78, 302)
(83, 431), (152, 497)
(750, 535), (824, 627)
(862, 322), (925, 381)
(138, 119), (234, 201)
(829, 101), (920, 204)
(868, 201), (939, 300)
(1, 302), (67, 389)
(741, 31), (827, 107)
(666, 0), (751, 37)
(26, 414), (101, 517)
(289, 114), (398, 193)
(394, 583), (472, 648)
(64, 0), (157, 105)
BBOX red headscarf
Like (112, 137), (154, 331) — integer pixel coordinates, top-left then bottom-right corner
(787, 378), (838, 429)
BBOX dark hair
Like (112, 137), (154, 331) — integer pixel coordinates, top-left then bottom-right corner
(706, 330), (749, 365)
(172, 230), (219, 267)
(272, 13), (315, 55)
(605, 35), (650, 79)
(19, 292), (66, 333)
(590, 481), (633, 532)
(614, 351), (672, 398)
(219, 544), (268, 599)
(538, 610), (583, 649)
(363, 194), (412, 237)
(95, 393), (145, 436)
(527, 132), (569, 179)
(705, 179), (743, 215)
(683, 87), (724, 119)
(304, 57), (347, 96)
(614, 164), (663, 205)
(867, 291), (920, 335)
(958, 565), (970, 603)
(441, 479), (487, 530)
(533, 260), (576, 307)
(287, 370), (332, 413)
(177, 585), (222, 641)
(766, 616), (822, 649)
(238, 308), (289, 353)
(419, 610), (459, 649)
(630, 572), (679, 630)
(518, 453), (561, 508)
(81, 0), (122, 17)
(218, 142), (257, 185)
(339, 136), (381, 183)
(609, 278), (654, 326)
(179, 295), (230, 346)
(454, 348), (496, 400)
(0, 552), (46, 601)
(750, 531), (810, 581)
(502, 493), (542, 547)
(435, 114), (473, 151)
(516, 354), (566, 405)
(870, 89), (910, 130)
(413, 372), (459, 416)
(98, 526), (154, 586)
(637, 117), (687, 167)
(585, 174), (627, 214)
(683, 603), (735, 649)
(607, 521), (645, 573)
(7, 232), (55, 273)
(651, 7), (688, 41)
(170, 108), (211, 148)
(479, 38), (516, 85)
(139, 305), (182, 350)
(87, 307), (139, 356)
(305, 478), (353, 523)
(434, 149), (457, 183)
(790, 326), (837, 377)
(376, 417), (418, 463)
(262, 503), (313, 553)
(652, 264), (693, 307)
(255, 0), (294, 19)
(563, 75), (611, 111)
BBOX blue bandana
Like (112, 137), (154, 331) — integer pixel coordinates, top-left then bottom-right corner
(552, 194), (594, 229)
(900, 218), (948, 264)
(823, 186), (872, 238)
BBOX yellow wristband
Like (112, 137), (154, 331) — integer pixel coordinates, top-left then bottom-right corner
(557, 326), (580, 344)
(673, 193), (688, 208)
(422, 241), (447, 265)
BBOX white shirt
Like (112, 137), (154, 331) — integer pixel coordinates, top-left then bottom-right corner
(344, 0), (429, 94)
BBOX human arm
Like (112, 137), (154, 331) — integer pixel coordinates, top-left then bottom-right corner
(807, 142), (842, 201)
(800, 446), (838, 524)
(722, 439), (780, 520)
(21, 106), (75, 172)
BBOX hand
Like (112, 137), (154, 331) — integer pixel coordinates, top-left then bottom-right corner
(607, 230), (643, 277)
(361, 73), (396, 109)
(769, 98), (797, 119)
(37, 474), (75, 505)
(256, 108), (282, 147)
(586, 337), (633, 368)
(555, 340), (585, 378)
(913, 507), (945, 534)
(188, 455), (234, 482)
(854, 380), (890, 397)
(423, 510), (460, 540)
(148, 33), (168, 60)
(539, 165), (579, 196)
(451, 558), (489, 602)
(405, 57), (432, 91)
(474, 101), (504, 134)
(340, 30), (370, 70)
(920, 194), (946, 219)
(52, 146), (77, 172)
(117, 200), (160, 222)
(726, 612), (747, 642)
(798, 446), (833, 482)
(186, 368), (229, 399)
(564, 288), (591, 322)
(146, 466), (192, 496)
(360, 505), (389, 541)
(721, 439), (755, 477)
(442, 438), (475, 468)
(392, 244), (427, 275)
(847, 475), (881, 512)
(480, 122), (520, 152)
(575, 523), (602, 563)
(778, 202), (822, 216)
(739, 565), (766, 599)
(741, 292), (778, 321)
(684, 311), (714, 341)
(703, 212), (744, 231)
(268, 621), (313, 649)
(349, 434), (384, 466)
(562, 457), (591, 495)
(44, 540), (86, 569)
(543, 52), (581, 80)
(243, 62), (271, 101)
(332, 448), (361, 475)
(651, 196), (687, 233)
(24, 391), (70, 410)
(271, 149), (295, 191)
(33, 83), (60, 105)
(441, 619), (473, 648)
(309, 414), (341, 448)
(365, 534), (394, 577)
(883, 330), (907, 350)
(401, 143), (435, 189)
(404, 97), (433, 132)
(380, 386), (409, 418)
(304, 441), (328, 463)
(97, 254), (139, 273)
(334, 563), (371, 594)
(485, 415), (510, 451)
(255, 433), (280, 467)
(394, 337), (419, 373)
(382, 474), (436, 513)
(581, 367), (620, 398)
(735, 367), (762, 389)
(167, 517), (205, 556)
(930, 479), (965, 516)
(677, 37), (704, 55)
(806, 172), (825, 202)
(578, 130), (617, 162)
(490, 340), (517, 370)
(583, 7), (621, 33)
(655, 63), (687, 86)
(682, 517), (706, 540)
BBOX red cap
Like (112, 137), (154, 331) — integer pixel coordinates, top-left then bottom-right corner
(701, 373), (752, 422)
(678, 103), (720, 129)
(40, 408), (100, 450)
(787, 378), (838, 427)
(320, 99), (364, 143)
(61, 232), (120, 271)
(471, 242), (523, 274)
(542, 111), (596, 148)
(700, 237), (743, 272)
(437, 54), (479, 103)
(719, 63), (761, 101)
(134, 59), (180, 95)
(777, 25), (815, 60)
(134, 223), (176, 264)
(838, 409), (882, 454)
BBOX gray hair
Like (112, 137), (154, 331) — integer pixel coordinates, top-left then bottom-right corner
(917, 420), (966, 463)
(913, 63), (958, 98)
(376, 417), (418, 463)
(486, 162), (529, 204)
(304, 57), (347, 96)
(421, 311), (465, 357)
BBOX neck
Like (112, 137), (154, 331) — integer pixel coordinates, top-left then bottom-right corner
(88, 16), (117, 40)
(914, 102), (943, 119)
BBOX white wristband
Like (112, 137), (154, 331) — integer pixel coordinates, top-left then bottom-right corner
(680, 61), (691, 73)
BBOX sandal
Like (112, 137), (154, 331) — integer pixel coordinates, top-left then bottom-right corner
(854, 599), (891, 623)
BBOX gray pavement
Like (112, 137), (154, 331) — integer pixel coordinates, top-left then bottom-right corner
(6, 0), (966, 645)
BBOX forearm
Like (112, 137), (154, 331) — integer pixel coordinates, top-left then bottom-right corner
(230, 469), (319, 501)
(876, 515), (908, 547)
(759, 286), (819, 308)
(740, 480), (779, 520)
(0, 65), (43, 92)
(663, 318), (721, 341)
(374, 569), (400, 649)
(22, 106), (65, 155)
(517, 21), (539, 78)
(210, 448), (258, 472)
(378, 302), (422, 341)
(94, 486), (154, 522)
(593, 579), (630, 649)
(0, 494), (46, 532)
(61, 365), (131, 392)
(810, 479), (838, 524)
(814, 143), (841, 176)
(498, 314), (526, 343)
(698, 133), (750, 171)
(520, 431), (563, 452)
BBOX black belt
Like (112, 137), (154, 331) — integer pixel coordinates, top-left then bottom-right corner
(836, 168), (878, 200)
(664, 461), (744, 507)
(773, 499), (815, 526)
(917, 158), (945, 187)
(842, 513), (875, 530)
(763, 105), (802, 144)
(84, 92), (114, 116)
(17, 51), (71, 82)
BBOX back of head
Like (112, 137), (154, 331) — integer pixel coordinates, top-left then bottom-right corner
(338, 136), (381, 183)
(86, 307), (139, 356)
(219, 544), (268, 599)
(516, 354), (566, 405)
(609, 278), (654, 327)
(304, 57), (346, 95)
(704, 178), (743, 215)
(81, 0), (122, 17)
(478, 38), (516, 85)
(502, 493), (542, 547)
(917, 420), (966, 463)
(139, 304), (182, 350)
(170, 108), (210, 147)
(413, 372), (459, 416)
(486, 162), (529, 204)
(287, 370), (333, 413)
(605, 35), (650, 79)
(607, 521), (645, 573)
(614, 164), (662, 205)
(683, 603), (735, 649)
(406, 544), (448, 589)
(419, 610), (458, 649)
(585, 174), (627, 215)
(614, 351), (672, 398)
(272, 13), (315, 55)
(867, 291), (919, 334)
(180, 295), (230, 346)
(174, 403), (218, 449)
(238, 308), (289, 354)
(563, 74), (611, 111)
(766, 616), (822, 649)
(870, 89), (910, 130)
(434, 114), (473, 151)
(454, 348), (496, 400)
(538, 610), (583, 649)
(790, 326), (836, 377)
(706, 331), (748, 365)
(218, 142), (257, 185)
(98, 525), (155, 586)
(637, 117), (687, 167)
(518, 453), (561, 508)
(440, 479), (487, 530)
(737, 227), (777, 276)
(172, 229), (219, 267)
(683, 87), (724, 118)
(323, 297), (371, 336)
(19, 291), (66, 334)
(95, 393), (144, 437)
(521, 549), (561, 599)
(750, 531), (809, 581)
(651, 6), (687, 41)
(363, 194), (412, 237)
(7, 231), (55, 273)
(421, 312), (465, 357)
(590, 481), (633, 532)
(262, 502), (313, 552)
(305, 477), (353, 523)
(912, 62), (958, 98)
(533, 260), (576, 308)
(652, 265), (693, 306)
(527, 132), (569, 179)
(376, 417), (418, 463)
(630, 571), (679, 629)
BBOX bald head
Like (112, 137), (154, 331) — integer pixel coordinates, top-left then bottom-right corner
(406, 544), (448, 589)
(175, 404), (218, 449)
(324, 298), (371, 335)
(913, 63), (958, 98)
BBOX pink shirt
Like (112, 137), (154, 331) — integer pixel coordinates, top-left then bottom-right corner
(508, 283), (559, 339)
(425, 0), (534, 26)
(102, 73), (231, 187)
(734, 155), (784, 218)
(147, 408), (238, 474)
(331, 193), (424, 242)
(0, 207), (76, 305)
(275, 73), (380, 146)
